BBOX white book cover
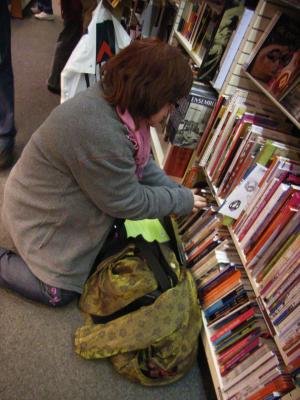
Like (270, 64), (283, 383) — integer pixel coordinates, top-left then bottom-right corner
(222, 344), (276, 391)
(199, 90), (248, 167)
(218, 163), (267, 220)
(213, 8), (255, 91)
(224, 354), (281, 398)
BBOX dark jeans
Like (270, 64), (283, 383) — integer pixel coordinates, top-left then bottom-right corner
(48, 17), (82, 92)
(0, 0), (16, 152)
(37, 0), (53, 14)
(0, 248), (79, 307)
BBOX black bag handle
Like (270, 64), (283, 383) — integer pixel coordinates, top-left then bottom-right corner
(134, 237), (178, 291)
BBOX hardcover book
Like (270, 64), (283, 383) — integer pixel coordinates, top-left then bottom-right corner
(166, 82), (218, 149)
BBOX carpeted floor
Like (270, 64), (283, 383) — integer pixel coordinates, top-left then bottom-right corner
(0, 3), (215, 400)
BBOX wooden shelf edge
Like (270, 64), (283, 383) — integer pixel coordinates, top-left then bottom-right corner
(201, 313), (224, 400)
(150, 127), (165, 168)
(243, 70), (300, 130)
(174, 31), (204, 67)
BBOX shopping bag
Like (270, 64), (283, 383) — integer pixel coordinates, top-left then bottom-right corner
(61, 0), (131, 103)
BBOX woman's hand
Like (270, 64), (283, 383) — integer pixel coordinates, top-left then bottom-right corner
(191, 188), (208, 212)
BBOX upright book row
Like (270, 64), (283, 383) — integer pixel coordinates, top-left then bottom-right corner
(176, 198), (296, 399)
(174, 90), (300, 398)
(162, 0), (300, 399)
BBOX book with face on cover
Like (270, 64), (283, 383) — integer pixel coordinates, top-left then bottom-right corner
(245, 11), (300, 100)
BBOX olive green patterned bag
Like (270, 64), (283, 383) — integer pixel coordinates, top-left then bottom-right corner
(74, 235), (202, 386)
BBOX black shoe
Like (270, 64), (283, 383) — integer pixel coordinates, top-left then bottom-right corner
(0, 145), (14, 170)
(47, 84), (61, 95)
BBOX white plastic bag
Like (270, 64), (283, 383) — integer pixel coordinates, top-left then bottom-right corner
(61, 0), (131, 103)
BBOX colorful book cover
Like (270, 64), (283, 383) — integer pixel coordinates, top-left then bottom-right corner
(246, 12), (300, 100)
(246, 192), (300, 262)
(210, 305), (258, 343)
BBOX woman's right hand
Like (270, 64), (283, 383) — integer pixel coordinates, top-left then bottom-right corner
(191, 189), (207, 212)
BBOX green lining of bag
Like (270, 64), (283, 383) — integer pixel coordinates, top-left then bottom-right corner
(125, 219), (170, 243)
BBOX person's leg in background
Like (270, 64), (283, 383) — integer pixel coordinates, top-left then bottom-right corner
(47, 0), (83, 94)
(0, 0), (16, 170)
(34, 0), (54, 20)
(0, 248), (79, 307)
(47, 0), (97, 95)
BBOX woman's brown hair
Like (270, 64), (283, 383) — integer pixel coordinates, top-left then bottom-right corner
(101, 38), (193, 124)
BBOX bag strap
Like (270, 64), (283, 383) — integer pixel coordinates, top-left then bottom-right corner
(134, 237), (178, 291)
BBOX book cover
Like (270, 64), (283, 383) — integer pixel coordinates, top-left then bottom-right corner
(214, 318), (267, 354)
(219, 335), (263, 376)
(163, 145), (194, 178)
(191, 240), (239, 279)
(196, 94), (226, 159)
(210, 305), (258, 342)
(206, 291), (251, 325)
(217, 327), (262, 364)
(221, 342), (277, 391)
(247, 204), (299, 272)
(240, 183), (297, 253)
(227, 361), (290, 400)
(167, 82), (217, 149)
(245, 191), (300, 261)
(184, 223), (224, 256)
(245, 12), (300, 100)
(233, 155), (297, 239)
(212, 7), (255, 91)
(198, 0), (245, 81)
(199, 89), (248, 168)
(258, 232), (300, 286)
(184, 215), (222, 252)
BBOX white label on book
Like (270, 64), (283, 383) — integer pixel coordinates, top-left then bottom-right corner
(218, 163), (267, 219)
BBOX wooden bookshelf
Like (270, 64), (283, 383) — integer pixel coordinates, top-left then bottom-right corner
(150, 127), (167, 168)
(244, 70), (300, 130)
(11, 0), (31, 18)
(201, 313), (223, 400)
(167, 0), (300, 397)
(174, 31), (204, 67)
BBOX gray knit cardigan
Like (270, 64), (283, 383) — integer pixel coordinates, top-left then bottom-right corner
(2, 84), (193, 293)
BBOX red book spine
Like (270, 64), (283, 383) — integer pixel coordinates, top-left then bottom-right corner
(211, 307), (256, 342)
(246, 192), (300, 262)
(163, 146), (193, 178)
(220, 336), (260, 375)
(218, 328), (260, 364)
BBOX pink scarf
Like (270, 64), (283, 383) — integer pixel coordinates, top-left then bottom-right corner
(116, 106), (151, 179)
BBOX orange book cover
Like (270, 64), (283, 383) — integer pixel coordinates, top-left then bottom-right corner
(247, 376), (294, 400)
(202, 270), (242, 305)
